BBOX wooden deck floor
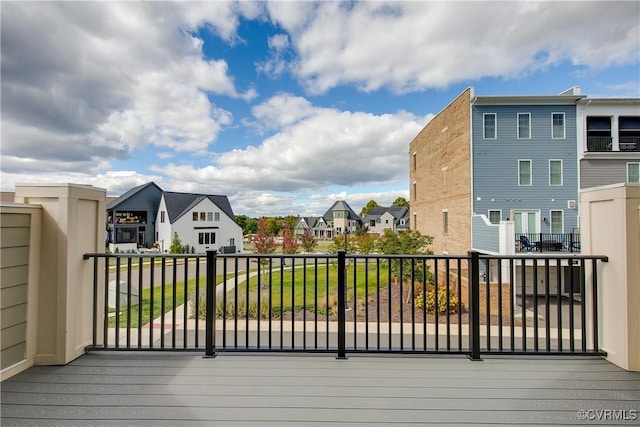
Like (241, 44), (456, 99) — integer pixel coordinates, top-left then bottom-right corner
(2, 352), (639, 426)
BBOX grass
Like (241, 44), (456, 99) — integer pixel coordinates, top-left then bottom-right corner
(108, 272), (231, 328)
(214, 261), (391, 319)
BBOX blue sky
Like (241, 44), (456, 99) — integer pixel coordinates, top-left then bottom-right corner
(2, 1), (639, 217)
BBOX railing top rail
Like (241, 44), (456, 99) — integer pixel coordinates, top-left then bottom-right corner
(83, 251), (608, 262)
(478, 253), (608, 262)
(83, 252), (206, 259)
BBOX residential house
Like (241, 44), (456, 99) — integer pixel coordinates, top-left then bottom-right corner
(409, 87), (584, 256)
(155, 191), (243, 253)
(577, 97), (640, 189)
(106, 182), (163, 252)
(293, 201), (362, 239)
(363, 206), (410, 235)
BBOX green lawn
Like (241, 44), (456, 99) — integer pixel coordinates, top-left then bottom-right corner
(217, 262), (391, 319)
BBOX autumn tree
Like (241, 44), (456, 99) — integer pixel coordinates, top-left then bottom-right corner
(281, 223), (299, 254)
(300, 227), (318, 253)
(252, 218), (278, 255)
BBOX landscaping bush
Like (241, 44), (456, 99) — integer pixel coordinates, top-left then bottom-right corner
(414, 284), (463, 314)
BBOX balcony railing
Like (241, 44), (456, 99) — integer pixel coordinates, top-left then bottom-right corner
(586, 137), (612, 152)
(84, 250), (607, 359)
(516, 233), (580, 253)
(587, 136), (640, 152)
(619, 136), (640, 151)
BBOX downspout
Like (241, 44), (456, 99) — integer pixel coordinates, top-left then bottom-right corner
(470, 91), (477, 251)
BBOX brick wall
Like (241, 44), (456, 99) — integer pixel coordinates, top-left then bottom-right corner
(409, 88), (472, 255)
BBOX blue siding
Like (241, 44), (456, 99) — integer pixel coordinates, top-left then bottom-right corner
(471, 215), (499, 252)
(472, 104), (579, 234)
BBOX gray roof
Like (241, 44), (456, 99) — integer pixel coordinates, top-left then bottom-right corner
(106, 182), (163, 210)
(322, 200), (361, 222)
(163, 191), (236, 224)
(363, 206), (409, 224)
(296, 216), (320, 229)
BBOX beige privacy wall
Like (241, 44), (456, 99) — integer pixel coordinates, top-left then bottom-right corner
(0, 204), (41, 379)
(580, 183), (640, 371)
(11, 184), (106, 369)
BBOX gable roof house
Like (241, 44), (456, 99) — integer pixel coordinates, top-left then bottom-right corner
(155, 192), (243, 254)
(106, 182), (163, 252)
(293, 216), (320, 238)
(293, 201), (362, 240)
(363, 206), (410, 235)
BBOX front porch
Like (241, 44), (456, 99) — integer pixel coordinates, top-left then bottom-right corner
(2, 352), (638, 426)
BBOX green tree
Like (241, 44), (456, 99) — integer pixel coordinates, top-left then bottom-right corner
(169, 232), (184, 254)
(360, 199), (380, 217)
(353, 232), (379, 254)
(300, 227), (318, 253)
(283, 215), (299, 232)
(377, 229), (434, 292)
(391, 196), (410, 209)
(263, 217), (282, 236)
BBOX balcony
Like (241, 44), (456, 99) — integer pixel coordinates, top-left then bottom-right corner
(586, 136), (640, 152)
(619, 136), (640, 151)
(586, 136), (612, 152)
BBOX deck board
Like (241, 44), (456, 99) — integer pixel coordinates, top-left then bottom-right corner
(2, 352), (639, 426)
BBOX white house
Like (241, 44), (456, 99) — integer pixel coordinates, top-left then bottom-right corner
(362, 206), (410, 235)
(155, 192), (243, 253)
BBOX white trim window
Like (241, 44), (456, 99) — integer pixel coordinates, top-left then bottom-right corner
(549, 160), (563, 186)
(483, 113), (497, 139)
(552, 112), (565, 139)
(488, 209), (502, 224)
(627, 162), (640, 183)
(550, 210), (564, 234)
(517, 113), (531, 139)
(518, 160), (532, 186)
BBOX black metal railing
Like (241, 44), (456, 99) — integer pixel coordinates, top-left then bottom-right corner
(84, 250), (607, 359)
(587, 136), (612, 152)
(619, 136), (640, 151)
(516, 233), (580, 252)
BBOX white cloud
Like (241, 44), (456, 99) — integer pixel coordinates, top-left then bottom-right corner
(150, 93), (430, 196)
(267, 1), (640, 94)
(1, 1), (253, 172)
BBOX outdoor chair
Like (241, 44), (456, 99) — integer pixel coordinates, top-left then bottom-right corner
(519, 235), (537, 251)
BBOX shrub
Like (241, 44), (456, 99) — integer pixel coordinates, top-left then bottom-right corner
(414, 284), (463, 314)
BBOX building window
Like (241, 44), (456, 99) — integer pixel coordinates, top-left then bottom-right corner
(620, 117), (640, 151)
(552, 113), (565, 139)
(549, 160), (563, 186)
(518, 160), (532, 186)
(412, 152), (417, 170)
(160, 211), (165, 223)
(628, 162), (640, 183)
(198, 232), (216, 245)
(518, 113), (531, 139)
(442, 211), (449, 234)
(413, 214), (417, 230)
(199, 212), (206, 221)
(488, 210), (502, 224)
(116, 226), (137, 243)
(550, 210), (563, 234)
(207, 212), (213, 221)
(483, 113), (497, 139)
(413, 182), (417, 200)
(214, 212), (220, 221)
(192, 212), (198, 221)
